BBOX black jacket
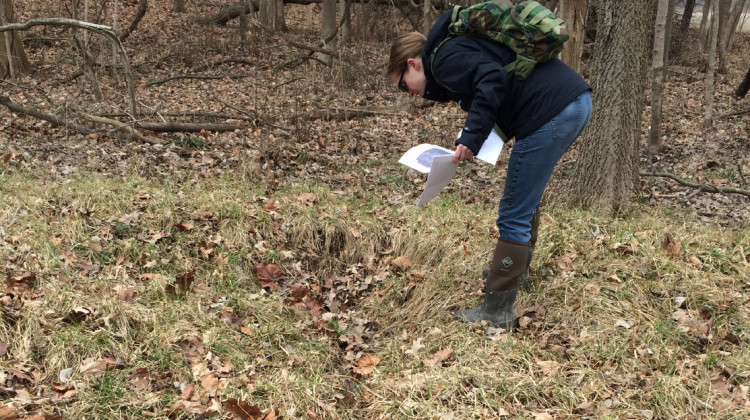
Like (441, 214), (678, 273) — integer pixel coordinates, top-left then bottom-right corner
(422, 10), (592, 155)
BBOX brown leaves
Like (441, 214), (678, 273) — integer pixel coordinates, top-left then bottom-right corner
(5, 272), (36, 292)
(297, 192), (317, 206)
(224, 398), (264, 419)
(352, 354), (380, 376)
(256, 263), (284, 290)
(166, 270), (196, 295)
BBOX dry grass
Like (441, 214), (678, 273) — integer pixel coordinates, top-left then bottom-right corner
(1, 160), (749, 419)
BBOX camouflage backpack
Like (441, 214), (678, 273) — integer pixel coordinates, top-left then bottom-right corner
(430, 0), (569, 83)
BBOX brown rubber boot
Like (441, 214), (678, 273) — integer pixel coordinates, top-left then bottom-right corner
(455, 238), (530, 328)
(518, 208), (540, 288)
(482, 209), (540, 289)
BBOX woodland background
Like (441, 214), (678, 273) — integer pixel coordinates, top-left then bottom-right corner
(0, 0), (749, 419)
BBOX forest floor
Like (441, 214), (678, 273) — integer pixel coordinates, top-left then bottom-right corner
(1, 2), (749, 419)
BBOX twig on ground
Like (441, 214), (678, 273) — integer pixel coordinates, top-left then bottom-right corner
(142, 74), (254, 88)
(213, 97), (292, 131)
(641, 171), (750, 198)
(719, 106), (750, 119)
(190, 58), (256, 73)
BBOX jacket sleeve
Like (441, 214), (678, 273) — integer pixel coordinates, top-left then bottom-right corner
(431, 45), (510, 155)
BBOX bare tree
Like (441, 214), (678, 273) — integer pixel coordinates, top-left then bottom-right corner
(671, 0), (695, 58)
(648, 0), (671, 154)
(567, 0), (654, 212)
(0, 0), (30, 79)
(704, 0), (720, 129)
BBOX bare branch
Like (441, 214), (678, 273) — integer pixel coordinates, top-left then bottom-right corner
(641, 171), (750, 197)
(0, 18), (137, 117)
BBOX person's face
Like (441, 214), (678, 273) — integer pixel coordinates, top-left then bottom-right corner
(391, 57), (426, 97)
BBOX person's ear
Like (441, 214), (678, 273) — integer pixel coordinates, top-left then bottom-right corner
(407, 57), (421, 71)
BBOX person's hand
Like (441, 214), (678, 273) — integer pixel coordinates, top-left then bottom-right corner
(453, 144), (475, 164)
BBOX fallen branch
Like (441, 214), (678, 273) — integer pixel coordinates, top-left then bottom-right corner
(641, 171), (750, 197)
(79, 113), (163, 144)
(719, 106), (750, 119)
(213, 97), (292, 131)
(292, 106), (405, 122)
(99, 111), (256, 122)
(135, 121), (242, 132)
(190, 58), (256, 73)
(0, 95), (96, 135)
(142, 74), (255, 88)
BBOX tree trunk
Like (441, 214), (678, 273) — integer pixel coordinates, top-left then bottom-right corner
(0, 0), (30, 79)
(174, 0), (187, 13)
(727, 0), (749, 50)
(259, 0), (276, 29)
(717, 0), (731, 72)
(671, 0), (695, 58)
(340, 0), (351, 43)
(649, 0), (670, 154)
(704, 0), (720, 129)
(699, 0), (712, 41)
(275, 0), (286, 31)
(736, 66), (750, 98)
(559, 0), (587, 74)
(318, 0), (337, 64)
(422, 0), (432, 35)
(566, 0), (654, 212)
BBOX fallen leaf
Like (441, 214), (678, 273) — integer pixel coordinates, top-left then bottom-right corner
(224, 398), (263, 420)
(79, 358), (108, 378)
(175, 221), (194, 231)
(200, 373), (219, 390)
(118, 288), (137, 301)
(391, 255), (411, 271)
(0, 341), (9, 357)
(664, 234), (681, 258)
(425, 348), (454, 367)
(256, 263), (284, 290)
(181, 383), (196, 400)
(615, 319), (632, 329)
(584, 283), (601, 294)
(128, 367), (151, 390)
(537, 360), (561, 376)
(688, 256), (703, 269)
(353, 354), (381, 375)
(574, 401), (594, 415)
(297, 192), (317, 206)
(166, 270), (195, 295)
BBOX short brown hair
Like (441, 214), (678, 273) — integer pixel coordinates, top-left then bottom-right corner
(387, 32), (426, 77)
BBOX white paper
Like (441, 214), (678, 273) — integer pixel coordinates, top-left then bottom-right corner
(399, 130), (505, 206)
(398, 143), (454, 174)
(417, 156), (457, 206)
(475, 130), (504, 165)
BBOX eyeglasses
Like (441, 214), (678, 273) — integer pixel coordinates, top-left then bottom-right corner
(397, 64), (409, 93)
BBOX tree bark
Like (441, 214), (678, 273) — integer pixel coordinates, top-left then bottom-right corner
(671, 0), (695, 58)
(174, 0), (187, 13)
(566, 0), (654, 212)
(559, 0), (587, 74)
(318, 0), (337, 64)
(736, 66), (750, 98)
(0, 0), (30, 80)
(648, 0), (670, 154)
(716, 0), (731, 72)
(699, 0), (712, 42)
(704, 0), (720, 129)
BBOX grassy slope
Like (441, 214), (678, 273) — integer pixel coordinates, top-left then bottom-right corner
(1, 159), (748, 419)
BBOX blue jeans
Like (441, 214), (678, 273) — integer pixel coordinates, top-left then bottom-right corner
(497, 91), (592, 242)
